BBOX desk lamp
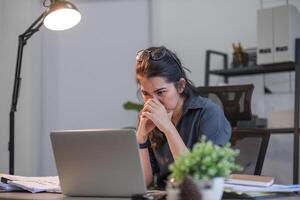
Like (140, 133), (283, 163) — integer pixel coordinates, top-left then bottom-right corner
(9, 0), (81, 174)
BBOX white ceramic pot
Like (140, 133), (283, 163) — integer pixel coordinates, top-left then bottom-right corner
(194, 177), (224, 200)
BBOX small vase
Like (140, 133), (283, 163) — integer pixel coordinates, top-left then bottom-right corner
(194, 177), (224, 200)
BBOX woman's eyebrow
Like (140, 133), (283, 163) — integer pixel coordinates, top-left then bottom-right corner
(141, 89), (148, 94)
(141, 87), (167, 94)
(154, 87), (167, 93)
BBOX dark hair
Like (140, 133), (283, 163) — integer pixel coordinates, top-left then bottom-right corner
(135, 46), (198, 148)
(135, 46), (197, 98)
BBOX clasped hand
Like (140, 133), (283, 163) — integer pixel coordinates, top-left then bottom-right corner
(137, 99), (173, 143)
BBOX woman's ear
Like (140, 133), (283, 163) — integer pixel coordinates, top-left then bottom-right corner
(177, 78), (186, 93)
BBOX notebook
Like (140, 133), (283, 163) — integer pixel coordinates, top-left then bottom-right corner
(226, 174), (274, 187)
(50, 129), (147, 197)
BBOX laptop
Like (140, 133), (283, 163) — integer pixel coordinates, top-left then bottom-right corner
(50, 129), (147, 197)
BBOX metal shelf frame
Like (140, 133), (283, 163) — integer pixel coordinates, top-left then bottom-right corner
(205, 39), (300, 184)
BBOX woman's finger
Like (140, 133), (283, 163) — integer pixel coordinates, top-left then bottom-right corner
(152, 98), (166, 110)
(142, 104), (154, 113)
(147, 100), (160, 110)
(142, 111), (154, 122)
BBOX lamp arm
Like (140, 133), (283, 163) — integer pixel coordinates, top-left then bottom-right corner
(9, 12), (44, 175)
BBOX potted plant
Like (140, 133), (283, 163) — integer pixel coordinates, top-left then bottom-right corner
(169, 136), (241, 200)
(123, 101), (143, 112)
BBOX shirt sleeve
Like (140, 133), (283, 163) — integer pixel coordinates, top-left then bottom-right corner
(198, 100), (232, 145)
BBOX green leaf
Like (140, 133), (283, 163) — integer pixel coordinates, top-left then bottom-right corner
(123, 101), (143, 111)
(169, 136), (242, 181)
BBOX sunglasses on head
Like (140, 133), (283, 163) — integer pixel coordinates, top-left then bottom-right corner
(136, 47), (181, 65)
(136, 48), (191, 74)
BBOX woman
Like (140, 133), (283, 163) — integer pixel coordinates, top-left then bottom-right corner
(135, 46), (231, 189)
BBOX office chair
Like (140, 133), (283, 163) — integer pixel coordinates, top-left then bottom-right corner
(195, 84), (270, 175)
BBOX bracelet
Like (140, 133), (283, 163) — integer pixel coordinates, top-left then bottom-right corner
(139, 140), (150, 149)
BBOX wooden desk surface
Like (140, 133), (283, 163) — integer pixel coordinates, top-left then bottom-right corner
(0, 192), (63, 200)
(0, 192), (130, 200)
(1, 192), (300, 200)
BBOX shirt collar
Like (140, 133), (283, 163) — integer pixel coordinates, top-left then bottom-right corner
(182, 95), (207, 114)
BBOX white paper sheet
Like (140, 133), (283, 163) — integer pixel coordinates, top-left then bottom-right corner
(225, 183), (300, 193)
(0, 174), (61, 193)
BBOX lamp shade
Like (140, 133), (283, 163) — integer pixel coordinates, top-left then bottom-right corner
(43, 0), (81, 31)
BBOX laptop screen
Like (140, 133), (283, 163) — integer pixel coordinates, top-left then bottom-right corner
(50, 129), (147, 197)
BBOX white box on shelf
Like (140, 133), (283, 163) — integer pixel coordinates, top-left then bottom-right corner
(257, 5), (300, 65)
(257, 7), (273, 65)
(273, 5), (300, 63)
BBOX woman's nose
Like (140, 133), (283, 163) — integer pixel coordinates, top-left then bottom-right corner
(144, 95), (151, 101)
(144, 94), (159, 102)
(152, 95), (159, 101)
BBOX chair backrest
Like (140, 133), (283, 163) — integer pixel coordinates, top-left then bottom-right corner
(195, 84), (254, 127)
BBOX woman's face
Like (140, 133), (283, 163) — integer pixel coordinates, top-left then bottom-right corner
(138, 76), (183, 112)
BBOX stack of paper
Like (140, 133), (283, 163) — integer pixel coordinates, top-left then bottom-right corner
(0, 174), (61, 193)
(224, 174), (300, 194)
(0, 182), (22, 192)
(224, 183), (300, 193)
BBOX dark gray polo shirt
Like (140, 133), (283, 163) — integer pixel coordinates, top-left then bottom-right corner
(148, 94), (231, 189)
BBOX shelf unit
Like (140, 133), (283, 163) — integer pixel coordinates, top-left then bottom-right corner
(204, 39), (300, 184)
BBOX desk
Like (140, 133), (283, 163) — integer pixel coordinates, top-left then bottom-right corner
(0, 192), (130, 200)
(0, 192), (299, 200)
